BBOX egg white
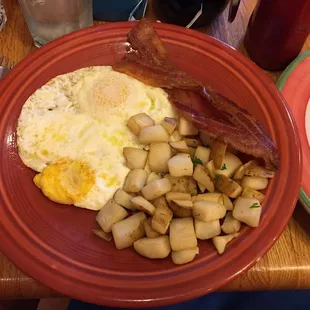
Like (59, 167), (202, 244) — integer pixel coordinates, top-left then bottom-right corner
(17, 66), (177, 210)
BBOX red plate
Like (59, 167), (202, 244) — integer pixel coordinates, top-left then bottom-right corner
(277, 50), (310, 212)
(0, 23), (302, 307)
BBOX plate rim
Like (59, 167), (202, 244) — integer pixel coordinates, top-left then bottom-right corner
(277, 49), (310, 212)
(0, 21), (302, 307)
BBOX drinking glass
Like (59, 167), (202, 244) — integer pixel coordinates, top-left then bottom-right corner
(18, 0), (93, 48)
(0, 0), (7, 32)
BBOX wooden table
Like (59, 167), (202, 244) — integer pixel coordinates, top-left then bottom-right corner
(0, 0), (310, 300)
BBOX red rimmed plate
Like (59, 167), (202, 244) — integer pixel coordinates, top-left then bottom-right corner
(0, 22), (302, 308)
(277, 50), (310, 213)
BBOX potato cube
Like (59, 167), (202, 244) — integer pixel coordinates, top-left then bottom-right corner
(111, 212), (146, 249)
(168, 153), (193, 177)
(131, 196), (156, 215)
(195, 219), (221, 240)
(169, 140), (189, 153)
(144, 218), (161, 238)
(179, 117), (198, 136)
(212, 233), (240, 254)
(162, 117), (177, 135)
(221, 212), (241, 234)
(241, 176), (268, 190)
(146, 172), (161, 184)
(164, 174), (189, 193)
(127, 113), (154, 135)
(210, 140), (227, 169)
(141, 178), (172, 200)
(171, 247), (199, 265)
(96, 199), (128, 233)
(148, 142), (172, 173)
(194, 146), (211, 165)
(169, 130), (182, 142)
(113, 189), (135, 210)
(123, 169), (147, 193)
(139, 125), (169, 144)
(134, 236), (171, 259)
(233, 197), (262, 227)
(193, 164), (214, 192)
(215, 174), (242, 198)
(170, 218), (197, 251)
(123, 147), (148, 169)
(193, 200), (226, 222)
(151, 201), (173, 234)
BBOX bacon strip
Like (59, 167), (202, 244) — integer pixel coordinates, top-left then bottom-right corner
(112, 19), (279, 170)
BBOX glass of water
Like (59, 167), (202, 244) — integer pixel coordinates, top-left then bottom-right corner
(0, 0), (7, 32)
(18, 0), (93, 47)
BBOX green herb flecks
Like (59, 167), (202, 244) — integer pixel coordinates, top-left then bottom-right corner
(215, 174), (222, 183)
(221, 163), (227, 170)
(250, 202), (260, 208)
(192, 156), (203, 166)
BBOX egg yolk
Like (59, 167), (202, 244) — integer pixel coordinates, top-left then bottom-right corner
(33, 160), (95, 205)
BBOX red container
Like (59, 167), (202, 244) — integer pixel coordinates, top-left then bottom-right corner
(244, 0), (310, 71)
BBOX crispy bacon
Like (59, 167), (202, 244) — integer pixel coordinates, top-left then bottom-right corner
(112, 19), (279, 170)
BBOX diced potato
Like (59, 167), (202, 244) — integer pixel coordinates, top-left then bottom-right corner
(188, 177), (197, 196)
(166, 192), (191, 205)
(162, 117), (177, 135)
(178, 117), (198, 136)
(188, 147), (196, 159)
(151, 200), (173, 234)
(127, 113), (155, 135)
(199, 132), (214, 146)
(195, 219), (221, 240)
(141, 178), (172, 200)
(139, 125), (169, 144)
(96, 199), (128, 233)
(221, 194), (233, 211)
(215, 152), (242, 178)
(233, 160), (258, 180)
(241, 188), (265, 203)
(192, 193), (222, 203)
(168, 153), (193, 177)
(215, 174), (242, 198)
(112, 212), (146, 249)
(212, 233), (240, 254)
(152, 196), (169, 209)
(134, 236), (171, 259)
(184, 138), (202, 148)
(169, 140), (189, 153)
(123, 169), (147, 193)
(92, 229), (112, 241)
(171, 247), (199, 265)
(144, 218), (161, 238)
(170, 218), (197, 251)
(148, 142), (172, 173)
(233, 197), (262, 227)
(206, 160), (216, 179)
(197, 182), (206, 193)
(146, 172), (161, 184)
(245, 165), (275, 178)
(166, 192), (192, 217)
(193, 201), (226, 222)
(241, 176), (268, 190)
(194, 146), (211, 165)
(172, 200), (193, 209)
(233, 165), (245, 180)
(193, 164), (215, 192)
(164, 174), (189, 193)
(169, 130), (182, 142)
(113, 189), (135, 210)
(210, 140), (227, 169)
(221, 212), (241, 234)
(131, 196), (156, 215)
(123, 147), (148, 169)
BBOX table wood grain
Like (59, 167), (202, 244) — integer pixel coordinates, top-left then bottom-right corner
(0, 0), (310, 300)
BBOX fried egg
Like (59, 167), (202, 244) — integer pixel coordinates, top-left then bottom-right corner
(17, 66), (177, 210)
